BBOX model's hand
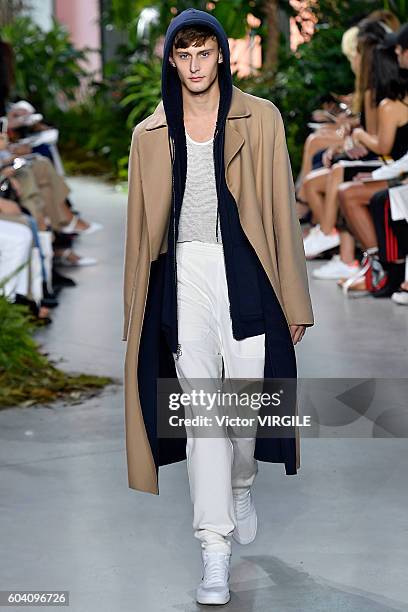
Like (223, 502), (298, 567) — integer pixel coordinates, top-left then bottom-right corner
(290, 324), (306, 345)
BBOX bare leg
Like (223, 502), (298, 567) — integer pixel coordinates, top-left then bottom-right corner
(320, 163), (344, 234)
(297, 130), (343, 200)
(303, 168), (330, 223)
(296, 201), (310, 220)
(61, 201), (90, 230)
(339, 231), (356, 265)
(338, 180), (387, 249)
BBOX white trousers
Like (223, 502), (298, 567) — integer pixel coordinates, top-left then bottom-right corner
(172, 240), (265, 553)
(0, 220), (32, 300)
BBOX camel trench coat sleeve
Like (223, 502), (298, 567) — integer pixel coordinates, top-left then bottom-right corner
(270, 106), (313, 326)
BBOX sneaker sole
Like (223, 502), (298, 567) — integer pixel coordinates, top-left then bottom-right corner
(196, 589), (230, 605)
(313, 271), (359, 280)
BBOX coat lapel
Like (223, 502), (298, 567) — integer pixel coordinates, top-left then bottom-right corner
(138, 129), (172, 258)
(224, 125), (244, 206)
(137, 86), (250, 258)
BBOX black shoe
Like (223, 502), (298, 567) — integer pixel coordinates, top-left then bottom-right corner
(13, 294), (52, 325)
(42, 282), (60, 308)
(371, 263), (405, 298)
(52, 268), (77, 288)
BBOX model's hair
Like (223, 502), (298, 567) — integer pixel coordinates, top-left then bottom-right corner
(173, 25), (218, 49)
(373, 44), (408, 105)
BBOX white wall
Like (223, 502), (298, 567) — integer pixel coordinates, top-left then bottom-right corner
(25, 0), (54, 31)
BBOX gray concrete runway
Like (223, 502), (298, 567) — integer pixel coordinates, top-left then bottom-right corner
(1, 177), (407, 612)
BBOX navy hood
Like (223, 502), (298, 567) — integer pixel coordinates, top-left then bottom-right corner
(159, 9), (240, 357)
(161, 8), (232, 136)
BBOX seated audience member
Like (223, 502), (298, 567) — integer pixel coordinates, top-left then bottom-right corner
(335, 38), (408, 286)
(313, 152), (408, 283)
(295, 25), (361, 217)
(0, 215), (31, 302)
(367, 184), (408, 297)
(0, 125), (100, 268)
(302, 20), (401, 260)
(0, 204), (51, 323)
(6, 104), (102, 237)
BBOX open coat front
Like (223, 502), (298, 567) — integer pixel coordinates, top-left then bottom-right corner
(123, 85), (314, 495)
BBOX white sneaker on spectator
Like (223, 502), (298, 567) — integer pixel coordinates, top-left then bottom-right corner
(232, 488), (257, 545)
(313, 255), (360, 280)
(303, 224), (340, 258)
(196, 550), (231, 605)
(391, 289), (408, 305)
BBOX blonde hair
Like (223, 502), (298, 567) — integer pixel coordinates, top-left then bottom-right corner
(341, 26), (359, 61)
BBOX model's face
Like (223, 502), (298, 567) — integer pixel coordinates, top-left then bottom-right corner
(169, 38), (222, 94)
(395, 44), (408, 69)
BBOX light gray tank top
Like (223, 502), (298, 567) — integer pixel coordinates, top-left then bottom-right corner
(177, 130), (222, 244)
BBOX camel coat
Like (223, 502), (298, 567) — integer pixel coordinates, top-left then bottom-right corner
(123, 85), (314, 495)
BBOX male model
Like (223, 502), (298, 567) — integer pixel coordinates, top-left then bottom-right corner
(123, 8), (314, 605)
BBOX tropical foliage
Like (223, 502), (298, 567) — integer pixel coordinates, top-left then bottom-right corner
(2, 17), (90, 117)
(0, 295), (113, 408)
(3, 0), (406, 179)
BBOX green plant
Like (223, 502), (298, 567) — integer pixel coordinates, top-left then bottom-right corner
(120, 60), (162, 129)
(2, 16), (90, 116)
(382, 0), (408, 20)
(238, 25), (355, 173)
(0, 296), (114, 408)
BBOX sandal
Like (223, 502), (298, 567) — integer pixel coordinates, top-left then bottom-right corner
(339, 258), (371, 297)
(60, 213), (81, 235)
(54, 249), (98, 267)
(60, 214), (103, 236)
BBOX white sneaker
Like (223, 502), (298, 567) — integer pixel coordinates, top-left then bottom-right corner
(303, 224), (340, 258)
(232, 488), (257, 545)
(391, 289), (408, 305)
(196, 550), (231, 605)
(313, 255), (360, 280)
